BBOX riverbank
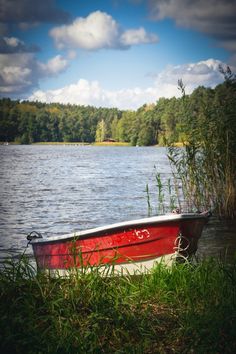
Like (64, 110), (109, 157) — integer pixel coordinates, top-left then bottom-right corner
(1, 257), (235, 353)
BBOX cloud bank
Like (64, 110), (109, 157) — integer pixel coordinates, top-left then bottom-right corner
(28, 59), (224, 110)
(50, 11), (159, 50)
(148, 0), (236, 53)
(0, 37), (69, 94)
(0, 0), (70, 26)
(0, 1), (232, 101)
(0, 8), (158, 95)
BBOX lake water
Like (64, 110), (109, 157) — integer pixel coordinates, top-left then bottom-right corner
(0, 145), (236, 262)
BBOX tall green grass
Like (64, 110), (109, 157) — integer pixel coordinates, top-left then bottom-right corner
(1, 256), (236, 353)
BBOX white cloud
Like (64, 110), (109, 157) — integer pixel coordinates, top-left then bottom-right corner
(0, 34), (69, 95)
(28, 78), (158, 109)
(154, 59), (223, 92)
(0, 50), (69, 94)
(0, 36), (39, 53)
(50, 11), (158, 50)
(0, 53), (36, 93)
(4, 37), (22, 47)
(120, 27), (158, 46)
(1, 66), (32, 93)
(37, 55), (68, 75)
(29, 79), (105, 106)
(28, 59), (225, 110)
(50, 11), (120, 50)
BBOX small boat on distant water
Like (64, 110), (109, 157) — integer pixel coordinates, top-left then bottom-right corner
(27, 212), (210, 276)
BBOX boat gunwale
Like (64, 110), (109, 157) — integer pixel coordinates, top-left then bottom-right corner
(29, 213), (208, 245)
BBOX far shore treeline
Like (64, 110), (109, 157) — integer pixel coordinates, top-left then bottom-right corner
(0, 77), (235, 146)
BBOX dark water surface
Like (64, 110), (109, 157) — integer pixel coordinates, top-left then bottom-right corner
(0, 145), (235, 262)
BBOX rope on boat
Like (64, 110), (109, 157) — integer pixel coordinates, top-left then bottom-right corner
(172, 233), (190, 263)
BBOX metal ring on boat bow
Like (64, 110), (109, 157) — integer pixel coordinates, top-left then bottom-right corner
(27, 231), (43, 241)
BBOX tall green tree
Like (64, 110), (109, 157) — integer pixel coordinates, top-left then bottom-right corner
(95, 119), (107, 142)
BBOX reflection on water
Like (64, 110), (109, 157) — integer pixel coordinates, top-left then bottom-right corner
(0, 145), (235, 262)
(197, 218), (236, 262)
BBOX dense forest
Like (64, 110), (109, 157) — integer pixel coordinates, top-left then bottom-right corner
(0, 78), (235, 146)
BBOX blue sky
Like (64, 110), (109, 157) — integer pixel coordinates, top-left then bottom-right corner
(0, 0), (236, 109)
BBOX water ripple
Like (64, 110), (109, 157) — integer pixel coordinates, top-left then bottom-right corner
(1, 145), (235, 262)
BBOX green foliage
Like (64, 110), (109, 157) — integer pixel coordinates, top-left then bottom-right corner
(0, 97), (179, 146)
(95, 119), (107, 142)
(2, 78), (233, 148)
(0, 100), (122, 144)
(1, 76), (234, 148)
(167, 68), (236, 217)
(0, 256), (236, 353)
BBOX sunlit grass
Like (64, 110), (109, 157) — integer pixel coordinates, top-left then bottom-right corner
(32, 142), (90, 145)
(93, 141), (131, 146)
(1, 256), (236, 353)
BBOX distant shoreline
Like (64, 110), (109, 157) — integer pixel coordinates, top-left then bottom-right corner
(35, 141), (132, 147)
(0, 141), (185, 147)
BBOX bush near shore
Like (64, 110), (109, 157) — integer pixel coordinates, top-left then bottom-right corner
(0, 257), (236, 353)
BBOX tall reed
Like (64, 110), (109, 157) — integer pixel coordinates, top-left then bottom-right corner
(145, 183), (152, 216)
(167, 71), (236, 217)
(145, 171), (179, 215)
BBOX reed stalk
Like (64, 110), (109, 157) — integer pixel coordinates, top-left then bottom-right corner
(155, 172), (165, 214)
(145, 183), (152, 216)
(146, 169), (179, 216)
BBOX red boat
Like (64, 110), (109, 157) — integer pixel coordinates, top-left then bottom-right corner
(27, 212), (209, 276)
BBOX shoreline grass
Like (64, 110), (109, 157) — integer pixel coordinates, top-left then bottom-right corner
(1, 140), (185, 147)
(93, 141), (131, 147)
(1, 257), (235, 353)
(1, 141), (132, 147)
(33, 141), (90, 146)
